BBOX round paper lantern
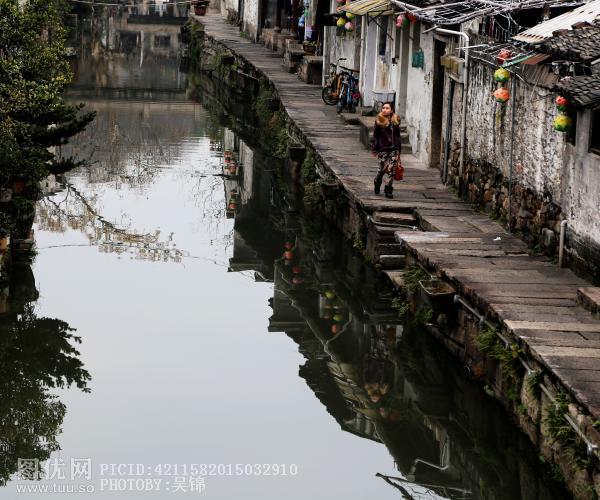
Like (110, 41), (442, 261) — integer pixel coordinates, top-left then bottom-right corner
(396, 14), (408, 27)
(336, 0), (345, 3)
(493, 87), (510, 103)
(344, 21), (354, 31)
(497, 48), (511, 64)
(553, 114), (573, 132)
(346, 11), (355, 19)
(407, 12), (417, 22)
(494, 68), (510, 83)
(555, 95), (570, 112)
(336, 16), (346, 27)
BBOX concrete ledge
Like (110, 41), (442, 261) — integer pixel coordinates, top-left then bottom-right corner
(578, 287), (600, 318)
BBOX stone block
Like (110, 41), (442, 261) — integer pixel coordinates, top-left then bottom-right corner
(298, 56), (323, 84)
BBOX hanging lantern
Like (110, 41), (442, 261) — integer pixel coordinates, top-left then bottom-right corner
(553, 114), (573, 132)
(494, 68), (510, 83)
(555, 95), (570, 112)
(493, 87), (510, 103)
(407, 12), (417, 23)
(336, 0), (345, 3)
(346, 11), (355, 19)
(344, 21), (354, 31)
(497, 48), (511, 64)
(396, 13), (408, 27)
(336, 16), (346, 27)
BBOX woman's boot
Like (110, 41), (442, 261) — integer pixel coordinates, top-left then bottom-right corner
(374, 175), (383, 195)
(384, 184), (393, 199)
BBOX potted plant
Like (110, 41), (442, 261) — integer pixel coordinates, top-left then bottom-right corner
(193, 1), (209, 16)
(302, 41), (317, 55)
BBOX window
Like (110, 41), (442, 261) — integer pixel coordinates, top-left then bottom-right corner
(591, 109), (600, 154)
(378, 17), (388, 56)
(154, 35), (171, 48)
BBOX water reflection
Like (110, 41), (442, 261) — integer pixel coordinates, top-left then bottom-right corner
(7, 7), (571, 497)
(0, 260), (90, 486)
(213, 97), (569, 498)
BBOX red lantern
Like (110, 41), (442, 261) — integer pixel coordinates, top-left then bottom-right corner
(284, 242), (293, 249)
(406, 12), (417, 23)
(497, 48), (511, 64)
(555, 95), (570, 112)
(493, 87), (510, 103)
(284, 250), (293, 260)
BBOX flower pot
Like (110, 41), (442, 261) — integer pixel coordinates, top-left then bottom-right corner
(12, 181), (25, 194)
(419, 279), (456, 313)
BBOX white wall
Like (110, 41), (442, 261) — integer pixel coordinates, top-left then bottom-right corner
(563, 109), (600, 248)
(403, 23), (434, 162)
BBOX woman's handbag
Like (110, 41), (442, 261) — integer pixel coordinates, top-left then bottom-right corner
(394, 162), (404, 181)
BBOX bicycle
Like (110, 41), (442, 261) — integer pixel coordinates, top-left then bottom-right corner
(321, 58), (346, 106)
(336, 70), (360, 114)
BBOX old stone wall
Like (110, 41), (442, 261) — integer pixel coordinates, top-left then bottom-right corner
(444, 60), (600, 283)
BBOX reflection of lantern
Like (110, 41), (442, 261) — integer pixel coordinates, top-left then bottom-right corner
(229, 164), (237, 175)
(494, 68), (510, 83)
(344, 21), (354, 31)
(284, 242), (293, 250)
(497, 48), (511, 64)
(292, 265), (301, 274)
(228, 201), (237, 211)
(284, 250), (293, 260)
(331, 324), (341, 334)
(555, 95), (570, 112)
(333, 313), (344, 322)
(553, 114), (573, 132)
(493, 87), (510, 103)
(336, 16), (346, 26)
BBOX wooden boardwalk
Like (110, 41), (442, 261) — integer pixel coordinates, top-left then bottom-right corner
(196, 13), (600, 420)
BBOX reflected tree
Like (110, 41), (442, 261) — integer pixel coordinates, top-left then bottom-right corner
(0, 265), (90, 485)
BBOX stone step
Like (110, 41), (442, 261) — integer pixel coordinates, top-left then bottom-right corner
(376, 243), (405, 255)
(383, 270), (406, 290)
(578, 287), (600, 319)
(373, 211), (417, 226)
(378, 254), (407, 269)
(340, 113), (360, 125)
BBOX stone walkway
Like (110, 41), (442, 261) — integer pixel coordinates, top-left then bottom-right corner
(194, 12), (600, 421)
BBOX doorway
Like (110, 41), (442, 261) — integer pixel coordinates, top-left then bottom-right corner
(430, 39), (446, 169)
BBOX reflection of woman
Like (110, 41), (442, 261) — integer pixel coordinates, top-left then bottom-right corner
(370, 102), (401, 199)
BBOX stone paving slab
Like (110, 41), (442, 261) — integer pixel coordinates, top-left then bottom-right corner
(194, 12), (600, 420)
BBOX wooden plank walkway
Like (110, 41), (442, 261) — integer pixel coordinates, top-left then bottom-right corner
(195, 13), (600, 420)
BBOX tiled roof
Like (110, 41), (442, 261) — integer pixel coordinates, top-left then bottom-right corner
(557, 75), (600, 107)
(541, 22), (600, 63)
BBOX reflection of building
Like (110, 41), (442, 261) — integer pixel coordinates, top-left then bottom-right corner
(70, 5), (187, 96)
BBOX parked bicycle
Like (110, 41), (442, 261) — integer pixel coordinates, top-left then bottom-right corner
(321, 58), (346, 106)
(336, 70), (360, 114)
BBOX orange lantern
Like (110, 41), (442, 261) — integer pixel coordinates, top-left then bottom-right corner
(555, 95), (570, 112)
(493, 87), (510, 103)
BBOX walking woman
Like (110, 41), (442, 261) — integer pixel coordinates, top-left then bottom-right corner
(370, 102), (401, 199)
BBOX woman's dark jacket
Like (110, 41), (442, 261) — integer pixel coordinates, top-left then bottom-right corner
(371, 116), (401, 153)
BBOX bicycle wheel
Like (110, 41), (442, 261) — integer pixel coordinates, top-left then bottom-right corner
(321, 86), (338, 105)
(336, 85), (347, 113)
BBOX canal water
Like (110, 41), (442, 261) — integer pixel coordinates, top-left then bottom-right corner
(0, 10), (571, 500)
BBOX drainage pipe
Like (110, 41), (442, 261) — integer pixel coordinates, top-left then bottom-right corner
(507, 76), (517, 233)
(559, 220), (567, 268)
(442, 78), (455, 184)
(435, 28), (469, 194)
